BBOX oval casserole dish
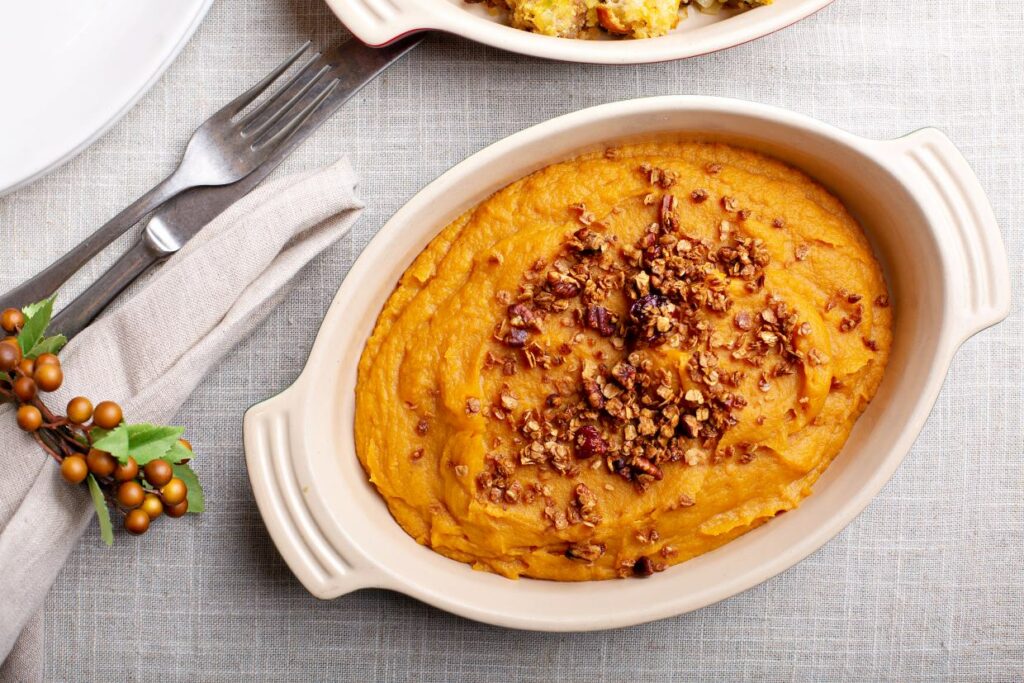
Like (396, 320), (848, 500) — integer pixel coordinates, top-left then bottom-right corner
(244, 96), (1010, 631)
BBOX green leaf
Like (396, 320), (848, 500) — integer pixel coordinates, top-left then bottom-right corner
(165, 440), (193, 464)
(92, 423), (186, 465)
(26, 333), (67, 358)
(125, 424), (184, 465)
(20, 300), (48, 319)
(91, 425), (130, 462)
(172, 463), (204, 513)
(17, 296), (55, 356)
(86, 474), (114, 546)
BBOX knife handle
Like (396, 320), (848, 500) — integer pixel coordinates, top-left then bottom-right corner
(0, 173), (187, 312)
(50, 240), (164, 339)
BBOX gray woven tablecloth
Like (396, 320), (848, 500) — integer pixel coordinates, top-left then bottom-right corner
(1, 0), (1021, 680)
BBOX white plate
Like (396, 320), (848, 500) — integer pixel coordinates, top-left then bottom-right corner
(0, 0), (213, 196)
(323, 0), (834, 64)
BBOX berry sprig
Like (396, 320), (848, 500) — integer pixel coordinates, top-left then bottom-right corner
(0, 297), (205, 544)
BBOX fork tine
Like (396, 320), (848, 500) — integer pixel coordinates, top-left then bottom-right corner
(238, 57), (330, 138)
(249, 78), (339, 152)
(216, 41), (313, 119)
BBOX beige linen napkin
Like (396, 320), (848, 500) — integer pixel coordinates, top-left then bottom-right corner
(0, 159), (364, 680)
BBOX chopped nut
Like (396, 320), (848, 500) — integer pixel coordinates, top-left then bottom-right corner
(584, 305), (616, 337)
(504, 327), (528, 347)
(684, 448), (707, 466)
(551, 279), (581, 299)
(566, 541), (606, 563)
(633, 556), (655, 577)
(734, 311), (753, 331)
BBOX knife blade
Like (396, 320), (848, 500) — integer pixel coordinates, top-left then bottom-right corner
(49, 35), (423, 339)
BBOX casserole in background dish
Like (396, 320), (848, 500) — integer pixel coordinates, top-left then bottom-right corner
(322, 0), (833, 64)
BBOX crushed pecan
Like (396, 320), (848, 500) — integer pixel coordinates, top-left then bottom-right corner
(566, 541), (606, 563)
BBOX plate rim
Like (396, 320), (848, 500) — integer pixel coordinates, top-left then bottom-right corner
(0, 0), (214, 197)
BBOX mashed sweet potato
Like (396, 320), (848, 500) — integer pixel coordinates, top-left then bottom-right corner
(355, 141), (891, 580)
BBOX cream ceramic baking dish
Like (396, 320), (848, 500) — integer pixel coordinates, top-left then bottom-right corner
(324, 0), (834, 64)
(243, 96), (1010, 631)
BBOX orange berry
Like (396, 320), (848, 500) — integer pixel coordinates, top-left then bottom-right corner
(33, 363), (62, 392)
(140, 494), (163, 520)
(143, 459), (173, 488)
(34, 353), (60, 367)
(60, 455), (89, 484)
(92, 401), (123, 430)
(0, 308), (25, 333)
(160, 478), (187, 506)
(85, 448), (116, 477)
(113, 456), (138, 483)
(0, 342), (18, 372)
(12, 376), (36, 402)
(17, 358), (34, 376)
(16, 405), (42, 431)
(116, 481), (145, 509)
(67, 397), (94, 424)
(124, 509), (150, 535)
(165, 500), (189, 518)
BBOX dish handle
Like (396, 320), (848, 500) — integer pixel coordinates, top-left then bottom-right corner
(324, 0), (434, 47)
(889, 128), (1011, 342)
(244, 387), (376, 599)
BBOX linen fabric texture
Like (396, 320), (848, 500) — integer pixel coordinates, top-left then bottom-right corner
(0, 160), (364, 680)
(0, 0), (1021, 679)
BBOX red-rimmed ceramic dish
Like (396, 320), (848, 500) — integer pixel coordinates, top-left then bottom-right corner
(323, 0), (834, 64)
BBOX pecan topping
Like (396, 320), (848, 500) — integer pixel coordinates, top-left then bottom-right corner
(477, 186), (840, 515)
(633, 556), (655, 577)
(504, 327), (528, 347)
(584, 305), (617, 337)
(551, 279), (581, 299)
(566, 541), (606, 563)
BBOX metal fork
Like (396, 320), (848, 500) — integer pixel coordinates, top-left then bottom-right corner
(46, 37), (423, 340)
(0, 42), (338, 310)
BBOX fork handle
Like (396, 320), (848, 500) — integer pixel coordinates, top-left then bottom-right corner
(0, 171), (188, 311)
(49, 238), (164, 340)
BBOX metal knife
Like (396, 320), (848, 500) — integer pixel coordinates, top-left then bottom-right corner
(49, 35), (423, 340)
